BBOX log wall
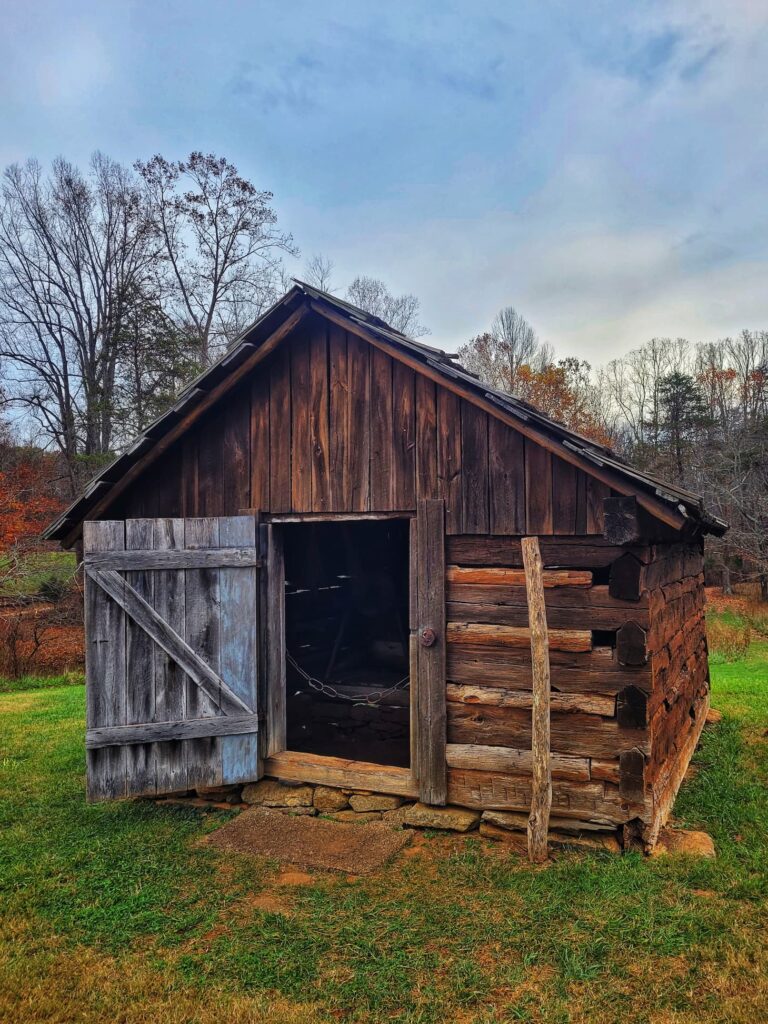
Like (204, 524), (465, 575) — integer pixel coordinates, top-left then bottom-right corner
(442, 535), (655, 830)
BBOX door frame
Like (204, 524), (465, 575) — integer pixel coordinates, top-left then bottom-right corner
(259, 511), (418, 796)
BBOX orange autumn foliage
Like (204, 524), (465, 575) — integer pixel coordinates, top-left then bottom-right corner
(516, 364), (613, 447)
(0, 452), (65, 550)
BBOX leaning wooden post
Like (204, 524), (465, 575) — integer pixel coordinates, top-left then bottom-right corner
(522, 536), (552, 864)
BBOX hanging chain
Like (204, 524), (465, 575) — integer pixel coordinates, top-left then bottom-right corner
(286, 653), (409, 707)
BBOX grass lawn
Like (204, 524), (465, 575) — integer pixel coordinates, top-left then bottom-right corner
(1, 647), (767, 1022)
(0, 549), (77, 599)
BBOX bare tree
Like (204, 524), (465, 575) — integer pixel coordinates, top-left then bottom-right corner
(136, 152), (298, 365)
(304, 253), (336, 292)
(346, 275), (429, 336)
(458, 306), (551, 395)
(0, 155), (157, 493)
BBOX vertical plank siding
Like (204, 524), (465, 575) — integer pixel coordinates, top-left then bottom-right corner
(183, 517), (222, 789)
(153, 518), (187, 794)
(219, 516), (259, 783)
(125, 520), (156, 795)
(113, 312), (607, 537)
(83, 516), (260, 801)
(84, 521), (127, 800)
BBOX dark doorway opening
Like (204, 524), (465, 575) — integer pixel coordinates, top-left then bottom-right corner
(283, 519), (410, 768)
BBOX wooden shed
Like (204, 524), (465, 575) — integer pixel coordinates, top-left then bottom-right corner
(45, 283), (727, 849)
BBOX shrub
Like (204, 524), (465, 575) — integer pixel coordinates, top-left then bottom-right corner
(706, 614), (751, 662)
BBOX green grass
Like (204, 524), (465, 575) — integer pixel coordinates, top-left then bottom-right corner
(1, 650), (767, 1022)
(0, 671), (84, 694)
(0, 549), (77, 598)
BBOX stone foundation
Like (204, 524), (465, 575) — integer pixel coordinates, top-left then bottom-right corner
(158, 776), (627, 848)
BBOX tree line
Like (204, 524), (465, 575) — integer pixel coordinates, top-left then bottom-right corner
(1, 152), (765, 595)
(0, 152), (422, 497)
(458, 319), (768, 599)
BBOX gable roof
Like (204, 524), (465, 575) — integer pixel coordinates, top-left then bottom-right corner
(44, 282), (727, 544)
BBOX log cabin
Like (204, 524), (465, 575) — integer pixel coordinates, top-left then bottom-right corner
(45, 282), (727, 850)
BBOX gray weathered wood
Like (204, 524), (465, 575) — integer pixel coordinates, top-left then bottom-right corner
(184, 517), (223, 788)
(84, 521), (127, 801)
(522, 536), (552, 863)
(86, 567), (252, 716)
(84, 515), (263, 802)
(86, 714), (259, 749)
(125, 520), (156, 796)
(415, 498), (447, 805)
(264, 523), (286, 756)
(153, 518), (188, 794)
(220, 515), (260, 783)
(84, 548), (261, 570)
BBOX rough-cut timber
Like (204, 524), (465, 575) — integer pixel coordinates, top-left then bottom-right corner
(52, 284), (723, 850)
(521, 537), (552, 863)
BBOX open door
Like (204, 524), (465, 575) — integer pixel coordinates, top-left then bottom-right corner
(83, 516), (262, 801)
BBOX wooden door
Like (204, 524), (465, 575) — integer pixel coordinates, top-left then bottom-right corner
(412, 499), (447, 804)
(83, 516), (261, 801)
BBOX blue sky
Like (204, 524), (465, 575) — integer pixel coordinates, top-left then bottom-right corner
(1, 1), (767, 361)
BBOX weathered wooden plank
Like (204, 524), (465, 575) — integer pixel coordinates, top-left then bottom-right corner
(86, 568), (251, 716)
(489, 417), (525, 534)
(309, 319), (331, 511)
(265, 523), (286, 756)
(125, 520), (156, 796)
(447, 645), (651, 694)
(460, 402), (489, 533)
(553, 457), (578, 536)
(85, 549), (261, 570)
(370, 346), (394, 507)
(84, 521), (127, 801)
(446, 683), (615, 717)
(347, 332), (370, 510)
(415, 498), (446, 804)
(619, 747), (646, 803)
(269, 344), (292, 512)
(447, 622), (592, 652)
(222, 390), (251, 513)
(265, 750), (417, 797)
(447, 536), (650, 568)
(437, 388), (462, 534)
(87, 714), (260, 749)
(185, 517), (223, 788)
(522, 536), (552, 862)
(445, 743), (590, 782)
(181, 433), (198, 518)
(392, 360), (416, 509)
(447, 600), (649, 631)
(220, 516), (260, 784)
(290, 327), (312, 511)
(153, 518), (188, 795)
(586, 478), (610, 534)
(250, 364), (271, 513)
(447, 768), (627, 823)
(525, 439), (553, 534)
(446, 566), (592, 588)
(328, 324), (349, 510)
(196, 410), (224, 516)
(447, 704), (649, 759)
(415, 374), (438, 500)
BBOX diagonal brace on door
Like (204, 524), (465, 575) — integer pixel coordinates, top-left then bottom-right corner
(87, 567), (253, 716)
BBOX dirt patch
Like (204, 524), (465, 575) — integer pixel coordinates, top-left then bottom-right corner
(204, 806), (411, 874)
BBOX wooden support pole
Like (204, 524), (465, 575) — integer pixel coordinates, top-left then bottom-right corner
(521, 536), (552, 864)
